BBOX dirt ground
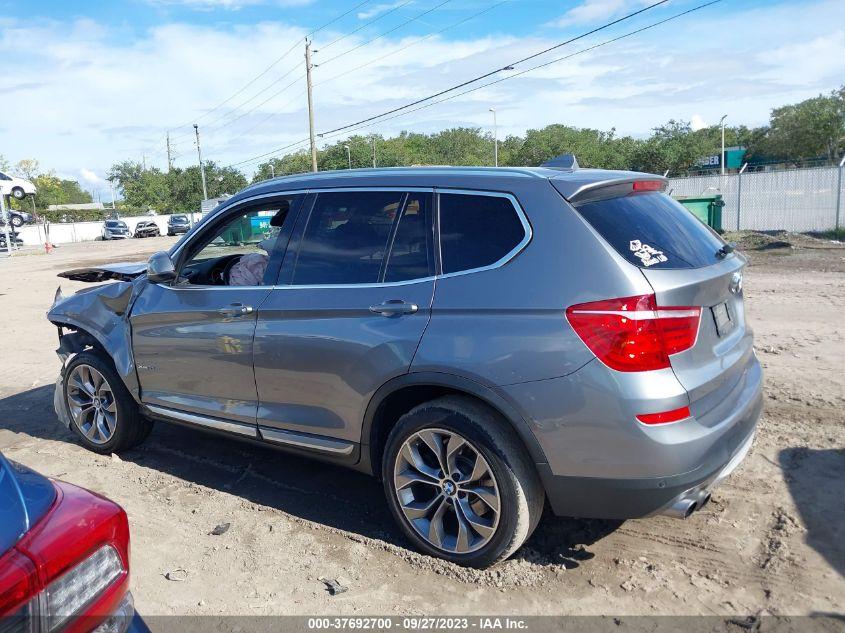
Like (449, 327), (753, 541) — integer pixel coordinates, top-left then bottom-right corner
(0, 234), (843, 617)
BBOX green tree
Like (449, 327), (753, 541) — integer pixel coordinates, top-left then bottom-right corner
(746, 86), (845, 162)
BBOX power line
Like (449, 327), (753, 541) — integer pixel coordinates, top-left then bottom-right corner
(317, 0), (454, 67)
(315, 0), (510, 88)
(160, 1), (375, 146)
(317, 0), (414, 52)
(318, 0), (726, 144)
(227, 0), (720, 169)
(321, 0), (673, 137)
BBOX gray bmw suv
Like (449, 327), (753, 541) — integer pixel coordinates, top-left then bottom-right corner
(48, 164), (762, 567)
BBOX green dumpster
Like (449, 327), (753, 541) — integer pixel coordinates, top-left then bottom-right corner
(673, 195), (724, 232)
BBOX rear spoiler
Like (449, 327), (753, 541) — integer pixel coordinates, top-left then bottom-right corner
(560, 177), (669, 206)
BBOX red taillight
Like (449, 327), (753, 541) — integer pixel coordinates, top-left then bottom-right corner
(566, 294), (700, 372)
(0, 549), (38, 616)
(2, 481), (131, 630)
(636, 406), (691, 425)
(632, 180), (665, 192)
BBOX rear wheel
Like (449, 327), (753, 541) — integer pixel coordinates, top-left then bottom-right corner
(10, 213), (23, 226)
(64, 351), (152, 453)
(383, 396), (544, 567)
(11, 187), (25, 201)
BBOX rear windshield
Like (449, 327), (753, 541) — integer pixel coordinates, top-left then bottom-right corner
(574, 192), (725, 269)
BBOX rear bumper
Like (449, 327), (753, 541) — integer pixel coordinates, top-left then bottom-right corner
(504, 352), (763, 519)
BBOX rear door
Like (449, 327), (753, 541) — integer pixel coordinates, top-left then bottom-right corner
(254, 189), (436, 451)
(571, 191), (754, 421)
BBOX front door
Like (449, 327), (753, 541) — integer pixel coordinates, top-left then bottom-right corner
(254, 189), (436, 447)
(130, 199), (298, 433)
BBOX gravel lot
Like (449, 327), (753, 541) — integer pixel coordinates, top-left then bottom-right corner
(0, 235), (843, 616)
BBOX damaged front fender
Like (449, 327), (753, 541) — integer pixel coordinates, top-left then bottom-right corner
(48, 277), (148, 402)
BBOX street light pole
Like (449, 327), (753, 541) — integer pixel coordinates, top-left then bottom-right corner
(194, 124), (208, 201)
(344, 145), (352, 169)
(489, 107), (498, 167)
(719, 114), (728, 176)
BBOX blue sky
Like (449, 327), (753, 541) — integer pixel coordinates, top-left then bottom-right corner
(1, 0), (843, 195)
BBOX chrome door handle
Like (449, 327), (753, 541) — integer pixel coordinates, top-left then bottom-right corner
(369, 300), (419, 317)
(218, 303), (254, 317)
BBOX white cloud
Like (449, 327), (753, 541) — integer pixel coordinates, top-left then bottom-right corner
(551, 0), (652, 27)
(0, 0), (843, 180)
(357, 1), (409, 20)
(79, 168), (105, 186)
(690, 114), (707, 131)
(143, 0), (312, 10)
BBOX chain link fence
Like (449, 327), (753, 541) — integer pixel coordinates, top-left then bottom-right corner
(668, 165), (844, 232)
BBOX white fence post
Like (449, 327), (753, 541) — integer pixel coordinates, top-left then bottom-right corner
(836, 155), (845, 231)
(735, 163), (748, 231)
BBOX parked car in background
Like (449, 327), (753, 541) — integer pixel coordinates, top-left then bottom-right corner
(0, 171), (37, 200)
(134, 221), (160, 238)
(166, 214), (190, 236)
(102, 220), (131, 240)
(0, 452), (135, 631)
(48, 164), (761, 568)
(0, 228), (24, 249)
(1, 209), (33, 228)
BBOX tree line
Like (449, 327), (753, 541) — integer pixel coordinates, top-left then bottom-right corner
(4, 86), (842, 221)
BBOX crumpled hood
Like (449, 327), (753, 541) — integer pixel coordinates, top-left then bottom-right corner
(58, 261), (147, 283)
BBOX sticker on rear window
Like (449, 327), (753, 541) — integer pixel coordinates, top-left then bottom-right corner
(629, 239), (668, 267)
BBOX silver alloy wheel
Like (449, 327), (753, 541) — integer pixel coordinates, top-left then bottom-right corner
(393, 428), (501, 554)
(67, 365), (118, 445)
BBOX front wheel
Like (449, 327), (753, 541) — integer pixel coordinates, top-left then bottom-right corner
(11, 187), (25, 201)
(382, 396), (544, 568)
(63, 351), (153, 454)
(10, 213), (23, 226)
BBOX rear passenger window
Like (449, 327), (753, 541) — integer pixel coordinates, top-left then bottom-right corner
(575, 193), (725, 269)
(384, 193), (433, 282)
(293, 191), (402, 285)
(438, 193), (525, 275)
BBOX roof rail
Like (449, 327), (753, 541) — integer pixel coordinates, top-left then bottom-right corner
(541, 154), (579, 171)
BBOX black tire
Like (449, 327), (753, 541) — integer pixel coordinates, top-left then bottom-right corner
(10, 213), (23, 227)
(63, 350), (151, 454)
(382, 395), (544, 568)
(11, 188), (25, 201)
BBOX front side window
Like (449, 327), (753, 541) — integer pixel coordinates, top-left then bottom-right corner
(292, 191), (404, 285)
(0, 172), (11, 181)
(438, 193), (526, 275)
(180, 201), (292, 286)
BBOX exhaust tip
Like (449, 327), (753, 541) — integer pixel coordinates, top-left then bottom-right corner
(684, 502), (698, 519)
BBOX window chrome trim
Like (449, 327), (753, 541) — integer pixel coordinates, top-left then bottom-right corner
(434, 188), (532, 280)
(171, 186), (531, 290)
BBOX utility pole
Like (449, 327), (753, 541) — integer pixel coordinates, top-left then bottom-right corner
(142, 154), (147, 171)
(194, 124), (208, 201)
(270, 163), (275, 178)
(489, 107), (498, 167)
(720, 114), (728, 176)
(344, 145), (352, 169)
(305, 38), (318, 173)
(110, 181), (117, 210)
(371, 135), (377, 168)
(166, 132), (173, 172)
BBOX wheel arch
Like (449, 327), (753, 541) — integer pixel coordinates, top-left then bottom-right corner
(359, 372), (548, 478)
